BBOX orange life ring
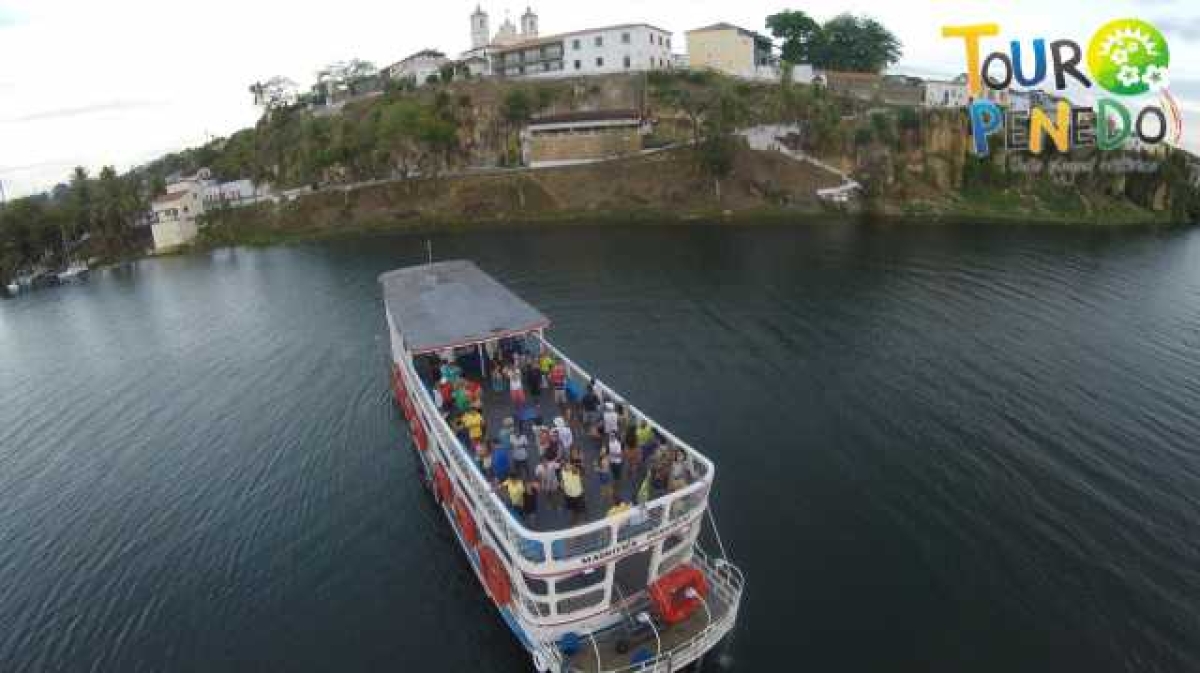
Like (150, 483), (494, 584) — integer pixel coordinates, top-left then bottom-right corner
(478, 545), (512, 606)
(433, 464), (454, 504)
(410, 418), (428, 451)
(648, 563), (709, 625)
(454, 496), (480, 547)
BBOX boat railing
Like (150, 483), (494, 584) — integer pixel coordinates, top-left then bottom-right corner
(537, 545), (745, 673)
(393, 322), (714, 578)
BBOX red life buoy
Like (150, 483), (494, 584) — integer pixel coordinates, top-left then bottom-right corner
(391, 365), (408, 407)
(478, 545), (512, 606)
(433, 464), (453, 504)
(454, 497), (480, 547)
(410, 417), (428, 451)
(648, 563), (708, 625)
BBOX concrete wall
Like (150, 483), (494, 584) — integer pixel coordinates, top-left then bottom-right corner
(150, 219), (199, 251)
(527, 127), (641, 166)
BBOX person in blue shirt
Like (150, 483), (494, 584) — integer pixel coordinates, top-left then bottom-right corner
(491, 439), (511, 482)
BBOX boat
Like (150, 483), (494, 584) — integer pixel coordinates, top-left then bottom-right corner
(4, 281), (18, 295)
(56, 261), (90, 283)
(380, 260), (744, 672)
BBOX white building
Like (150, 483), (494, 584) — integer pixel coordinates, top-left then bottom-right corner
(493, 23), (673, 79)
(149, 170), (265, 251)
(150, 169), (215, 251)
(924, 73), (1011, 108)
(202, 179), (267, 209)
(385, 49), (451, 86)
(924, 78), (970, 108)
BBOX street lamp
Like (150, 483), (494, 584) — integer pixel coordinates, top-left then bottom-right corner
(636, 612), (662, 665)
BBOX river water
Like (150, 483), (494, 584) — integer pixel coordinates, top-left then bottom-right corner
(1, 223), (1198, 673)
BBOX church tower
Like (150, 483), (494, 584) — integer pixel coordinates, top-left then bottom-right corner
(520, 7), (538, 39)
(493, 11), (518, 46)
(470, 5), (490, 50)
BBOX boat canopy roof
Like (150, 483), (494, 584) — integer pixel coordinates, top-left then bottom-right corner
(379, 260), (550, 354)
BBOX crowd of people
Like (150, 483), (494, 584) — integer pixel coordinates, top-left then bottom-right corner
(421, 337), (698, 530)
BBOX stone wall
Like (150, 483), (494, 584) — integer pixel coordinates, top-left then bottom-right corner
(528, 128), (641, 164)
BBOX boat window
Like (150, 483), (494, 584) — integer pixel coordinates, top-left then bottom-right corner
(523, 598), (551, 618)
(555, 565), (607, 593)
(556, 588), (606, 615)
(551, 527), (612, 561)
(523, 574), (549, 595)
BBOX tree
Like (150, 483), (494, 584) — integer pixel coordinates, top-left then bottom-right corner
(697, 85), (748, 201)
(808, 14), (901, 73)
(501, 88), (533, 125)
(766, 10), (821, 65)
(439, 63), (455, 84)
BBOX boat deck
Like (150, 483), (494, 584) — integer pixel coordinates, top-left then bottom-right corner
(478, 380), (645, 531)
(415, 355), (694, 532)
(562, 574), (733, 672)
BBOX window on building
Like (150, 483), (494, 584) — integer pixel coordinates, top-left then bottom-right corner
(542, 62), (550, 71)
(594, 35), (603, 47)
(667, 37), (671, 49)
(572, 38), (580, 50)
(574, 60), (581, 70)
(596, 57), (604, 67)
(623, 55), (631, 68)
(622, 32), (630, 44)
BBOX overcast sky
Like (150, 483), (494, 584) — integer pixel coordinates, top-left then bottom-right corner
(1, 0), (1198, 197)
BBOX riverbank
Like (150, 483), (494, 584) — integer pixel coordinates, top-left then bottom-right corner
(189, 146), (1185, 252)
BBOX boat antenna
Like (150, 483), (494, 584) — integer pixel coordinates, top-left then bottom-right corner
(426, 239), (433, 265)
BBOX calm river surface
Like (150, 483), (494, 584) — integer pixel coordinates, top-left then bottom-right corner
(1, 223), (1199, 673)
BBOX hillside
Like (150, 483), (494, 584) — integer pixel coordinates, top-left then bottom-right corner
(4, 70), (1199, 284)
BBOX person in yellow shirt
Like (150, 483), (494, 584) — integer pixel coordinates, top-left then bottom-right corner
(561, 462), (585, 524)
(501, 476), (525, 513)
(462, 408), (484, 443)
(606, 498), (631, 518)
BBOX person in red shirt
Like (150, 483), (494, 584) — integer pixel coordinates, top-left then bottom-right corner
(549, 361), (568, 413)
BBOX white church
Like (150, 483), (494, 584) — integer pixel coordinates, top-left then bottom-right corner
(460, 6), (674, 80)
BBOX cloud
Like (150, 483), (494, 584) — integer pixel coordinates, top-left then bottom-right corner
(3, 99), (168, 123)
(1155, 16), (1200, 41)
(0, 6), (20, 27)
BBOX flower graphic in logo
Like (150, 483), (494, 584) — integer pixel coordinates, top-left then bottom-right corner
(1116, 65), (1142, 88)
(1142, 64), (1169, 91)
(1087, 18), (1170, 96)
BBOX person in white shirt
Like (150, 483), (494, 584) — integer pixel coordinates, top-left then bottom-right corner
(602, 402), (619, 436)
(606, 432), (624, 482)
(553, 416), (574, 452)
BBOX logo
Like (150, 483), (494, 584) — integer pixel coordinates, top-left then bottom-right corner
(942, 20), (1182, 156)
(1088, 19), (1169, 96)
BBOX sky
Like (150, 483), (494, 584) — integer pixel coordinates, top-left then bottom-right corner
(1, 0), (1199, 198)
